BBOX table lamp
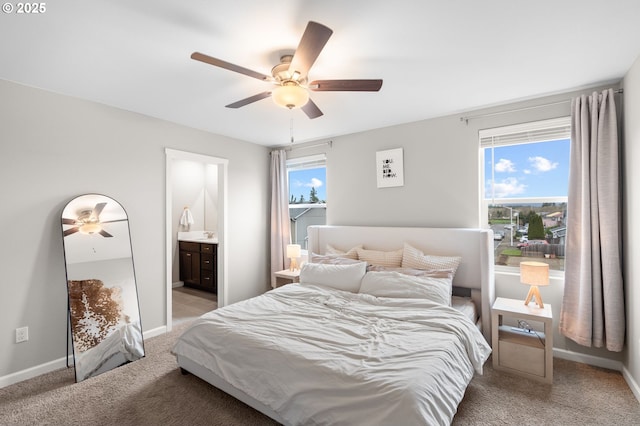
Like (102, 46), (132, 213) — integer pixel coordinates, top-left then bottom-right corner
(520, 261), (549, 308)
(287, 244), (301, 271)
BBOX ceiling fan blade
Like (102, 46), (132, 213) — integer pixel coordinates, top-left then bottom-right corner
(62, 218), (77, 225)
(191, 52), (271, 81)
(309, 79), (383, 92)
(99, 230), (114, 238)
(92, 202), (107, 220)
(226, 92), (272, 109)
(301, 98), (323, 119)
(288, 21), (333, 78)
(64, 227), (79, 237)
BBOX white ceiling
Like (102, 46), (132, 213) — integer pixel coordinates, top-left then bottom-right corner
(2, 1), (639, 147)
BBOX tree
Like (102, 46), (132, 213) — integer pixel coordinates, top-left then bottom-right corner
(528, 214), (545, 240)
(309, 187), (319, 203)
(525, 210), (537, 225)
(299, 194), (306, 204)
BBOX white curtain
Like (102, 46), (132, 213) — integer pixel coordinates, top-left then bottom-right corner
(270, 149), (291, 287)
(559, 88), (625, 352)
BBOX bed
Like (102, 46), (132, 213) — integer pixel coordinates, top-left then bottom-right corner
(173, 226), (495, 425)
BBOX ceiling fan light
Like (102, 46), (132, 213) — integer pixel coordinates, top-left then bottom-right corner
(272, 83), (309, 109)
(79, 223), (102, 235)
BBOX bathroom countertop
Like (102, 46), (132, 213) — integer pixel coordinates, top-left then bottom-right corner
(178, 236), (218, 244)
(178, 231), (218, 244)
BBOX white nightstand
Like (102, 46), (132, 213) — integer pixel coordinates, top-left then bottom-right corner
(491, 297), (553, 384)
(273, 269), (300, 288)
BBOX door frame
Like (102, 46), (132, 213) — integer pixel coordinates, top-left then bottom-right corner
(165, 148), (228, 331)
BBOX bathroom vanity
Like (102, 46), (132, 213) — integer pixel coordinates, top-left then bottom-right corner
(178, 233), (218, 294)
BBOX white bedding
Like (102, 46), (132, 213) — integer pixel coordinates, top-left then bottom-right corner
(172, 284), (491, 426)
(452, 295), (477, 323)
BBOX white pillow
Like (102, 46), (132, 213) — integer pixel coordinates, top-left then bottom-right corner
(366, 265), (455, 278)
(402, 242), (462, 275)
(356, 247), (403, 267)
(299, 261), (367, 293)
(311, 253), (363, 265)
(358, 271), (453, 306)
(325, 244), (361, 260)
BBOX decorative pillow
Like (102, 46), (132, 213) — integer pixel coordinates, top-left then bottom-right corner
(358, 271), (453, 306)
(402, 243), (462, 275)
(299, 261), (367, 293)
(356, 247), (403, 267)
(325, 244), (361, 260)
(311, 253), (363, 265)
(366, 264), (455, 278)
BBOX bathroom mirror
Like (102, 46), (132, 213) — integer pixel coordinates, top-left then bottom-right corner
(61, 194), (144, 382)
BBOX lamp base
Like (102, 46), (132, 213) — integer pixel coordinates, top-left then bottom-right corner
(289, 258), (299, 272)
(524, 285), (544, 308)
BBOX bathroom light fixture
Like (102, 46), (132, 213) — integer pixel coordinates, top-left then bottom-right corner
(520, 261), (550, 308)
(287, 244), (302, 271)
(272, 82), (309, 109)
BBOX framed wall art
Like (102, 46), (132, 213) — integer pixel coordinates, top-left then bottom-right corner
(376, 148), (404, 188)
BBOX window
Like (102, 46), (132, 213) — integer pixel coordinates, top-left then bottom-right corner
(480, 117), (571, 272)
(287, 154), (326, 249)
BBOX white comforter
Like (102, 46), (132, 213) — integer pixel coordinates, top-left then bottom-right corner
(172, 284), (491, 426)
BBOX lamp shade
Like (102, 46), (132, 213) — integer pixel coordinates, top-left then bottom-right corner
(520, 261), (550, 286)
(272, 83), (309, 109)
(286, 244), (301, 259)
(286, 244), (302, 272)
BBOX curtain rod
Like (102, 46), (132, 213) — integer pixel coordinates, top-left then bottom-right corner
(283, 140), (332, 152)
(460, 88), (623, 125)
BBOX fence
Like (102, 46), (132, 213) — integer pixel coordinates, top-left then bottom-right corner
(520, 243), (565, 258)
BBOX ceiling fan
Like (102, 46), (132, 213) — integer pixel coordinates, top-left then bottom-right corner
(191, 21), (383, 119)
(62, 202), (125, 238)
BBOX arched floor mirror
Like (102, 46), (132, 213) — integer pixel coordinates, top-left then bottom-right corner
(61, 194), (144, 382)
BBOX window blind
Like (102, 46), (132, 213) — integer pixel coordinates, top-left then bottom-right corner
(286, 154), (326, 171)
(479, 117), (571, 148)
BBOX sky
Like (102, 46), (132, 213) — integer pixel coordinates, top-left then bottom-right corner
(289, 167), (326, 201)
(484, 138), (570, 199)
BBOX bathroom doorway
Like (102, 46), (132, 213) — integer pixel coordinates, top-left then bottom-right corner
(165, 148), (228, 332)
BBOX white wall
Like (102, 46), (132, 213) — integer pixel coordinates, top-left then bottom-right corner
(623, 55), (640, 396)
(320, 84), (626, 364)
(172, 159), (208, 232)
(0, 79), (270, 381)
(205, 164), (219, 232)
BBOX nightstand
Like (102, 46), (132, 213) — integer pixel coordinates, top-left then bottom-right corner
(273, 269), (300, 288)
(491, 297), (553, 384)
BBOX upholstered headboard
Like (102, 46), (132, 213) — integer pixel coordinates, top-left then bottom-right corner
(307, 225), (495, 342)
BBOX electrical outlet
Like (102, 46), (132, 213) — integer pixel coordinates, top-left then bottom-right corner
(16, 326), (28, 343)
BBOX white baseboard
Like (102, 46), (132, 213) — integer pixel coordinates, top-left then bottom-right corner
(622, 366), (640, 403)
(553, 347), (623, 371)
(0, 324), (168, 389)
(553, 348), (640, 403)
(172, 281), (184, 288)
(143, 325), (167, 339)
(0, 355), (73, 389)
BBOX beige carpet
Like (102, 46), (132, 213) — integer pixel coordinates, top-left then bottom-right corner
(1, 322), (638, 426)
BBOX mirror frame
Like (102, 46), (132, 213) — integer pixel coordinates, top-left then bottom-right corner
(61, 193), (144, 382)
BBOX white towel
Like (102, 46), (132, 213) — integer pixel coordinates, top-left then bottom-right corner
(180, 208), (194, 226)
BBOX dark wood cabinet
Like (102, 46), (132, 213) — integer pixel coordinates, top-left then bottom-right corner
(179, 241), (217, 293)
